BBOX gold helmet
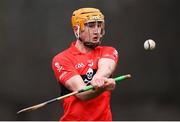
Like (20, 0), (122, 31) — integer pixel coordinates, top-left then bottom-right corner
(71, 8), (104, 31)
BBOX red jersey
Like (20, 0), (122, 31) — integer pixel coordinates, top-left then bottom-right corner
(52, 41), (118, 121)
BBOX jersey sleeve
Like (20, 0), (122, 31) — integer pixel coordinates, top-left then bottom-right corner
(101, 47), (119, 63)
(52, 55), (78, 85)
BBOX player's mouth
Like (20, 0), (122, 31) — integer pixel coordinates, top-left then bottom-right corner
(92, 36), (100, 41)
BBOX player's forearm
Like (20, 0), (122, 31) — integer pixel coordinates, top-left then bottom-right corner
(94, 66), (114, 78)
(94, 58), (116, 78)
(76, 87), (105, 101)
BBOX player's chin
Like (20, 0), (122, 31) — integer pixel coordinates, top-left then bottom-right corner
(92, 38), (102, 45)
(92, 40), (101, 46)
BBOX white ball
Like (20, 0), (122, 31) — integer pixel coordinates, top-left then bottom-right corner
(144, 39), (156, 50)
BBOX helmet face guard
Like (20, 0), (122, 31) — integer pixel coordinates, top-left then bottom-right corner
(71, 8), (105, 39)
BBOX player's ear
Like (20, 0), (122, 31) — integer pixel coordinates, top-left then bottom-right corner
(73, 25), (79, 32)
(73, 25), (80, 39)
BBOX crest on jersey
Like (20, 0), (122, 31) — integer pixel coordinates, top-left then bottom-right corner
(83, 68), (96, 83)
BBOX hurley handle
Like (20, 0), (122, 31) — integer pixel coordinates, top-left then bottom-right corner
(80, 74), (131, 92)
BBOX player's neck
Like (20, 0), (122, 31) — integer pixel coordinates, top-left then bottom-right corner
(75, 40), (93, 53)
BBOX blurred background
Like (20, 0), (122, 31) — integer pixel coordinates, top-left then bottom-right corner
(0, 0), (180, 120)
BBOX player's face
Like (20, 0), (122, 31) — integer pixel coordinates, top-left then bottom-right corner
(80, 21), (104, 48)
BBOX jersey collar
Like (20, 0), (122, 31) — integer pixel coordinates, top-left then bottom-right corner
(69, 41), (82, 55)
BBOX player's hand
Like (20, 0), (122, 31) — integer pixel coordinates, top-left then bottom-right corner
(91, 77), (116, 91)
(90, 77), (107, 90)
(104, 78), (116, 91)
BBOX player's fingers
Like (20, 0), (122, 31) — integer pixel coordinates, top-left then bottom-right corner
(104, 78), (116, 87)
(96, 79), (104, 87)
(91, 79), (100, 89)
(91, 78), (105, 88)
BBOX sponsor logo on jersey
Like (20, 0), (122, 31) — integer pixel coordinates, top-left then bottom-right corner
(75, 63), (85, 69)
(87, 59), (94, 67)
(82, 68), (96, 84)
(54, 62), (64, 72)
(88, 62), (94, 67)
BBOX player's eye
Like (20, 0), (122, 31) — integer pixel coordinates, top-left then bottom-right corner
(86, 22), (96, 28)
(85, 21), (103, 28)
(97, 22), (103, 27)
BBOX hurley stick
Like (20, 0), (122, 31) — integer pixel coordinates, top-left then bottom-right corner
(17, 74), (131, 114)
